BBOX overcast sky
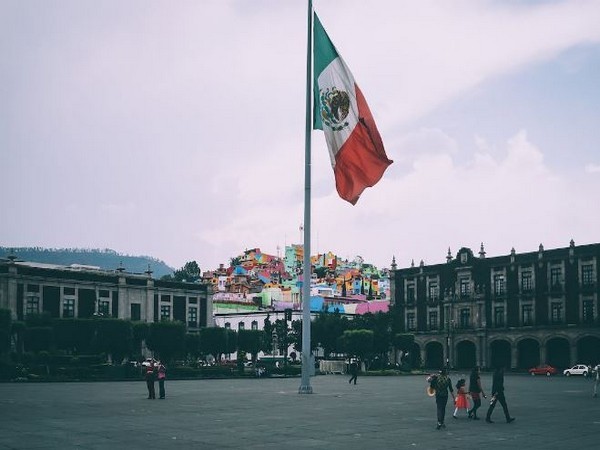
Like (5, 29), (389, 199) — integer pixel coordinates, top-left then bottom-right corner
(2, 0), (600, 272)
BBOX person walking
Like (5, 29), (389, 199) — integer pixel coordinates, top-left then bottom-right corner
(157, 361), (167, 399)
(348, 360), (359, 385)
(467, 366), (486, 420)
(435, 367), (455, 430)
(593, 364), (599, 398)
(144, 360), (156, 399)
(486, 366), (515, 424)
(453, 378), (469, 419)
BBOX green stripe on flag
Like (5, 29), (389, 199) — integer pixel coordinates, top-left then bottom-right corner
(313, 13), (338, 130)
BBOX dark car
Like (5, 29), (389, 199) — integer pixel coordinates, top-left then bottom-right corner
(528, 364), (558, 376)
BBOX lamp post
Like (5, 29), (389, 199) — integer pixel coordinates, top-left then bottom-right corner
(445, 289), (456, 369)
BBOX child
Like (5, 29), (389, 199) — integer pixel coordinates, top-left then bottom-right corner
(453, 378), (469, 418)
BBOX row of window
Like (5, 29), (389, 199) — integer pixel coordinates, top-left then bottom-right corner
(224, 321), (260, 331)
(405, 263), (596, 303)
(405, 299), (596, 331)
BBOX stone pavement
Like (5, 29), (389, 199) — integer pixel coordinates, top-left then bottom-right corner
(1, 372), (598, 449)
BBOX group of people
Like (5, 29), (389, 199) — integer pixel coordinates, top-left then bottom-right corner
(429, 366), (515, 430)
(144, 359), (167, 399)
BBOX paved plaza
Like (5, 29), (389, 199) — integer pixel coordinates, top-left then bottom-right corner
(1, 373), (598, 449)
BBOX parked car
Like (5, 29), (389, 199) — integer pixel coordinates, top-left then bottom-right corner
(528, 364), (558, 376)
(563, 364), (591, 377)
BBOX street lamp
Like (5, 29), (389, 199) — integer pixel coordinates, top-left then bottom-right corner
(445, 289), (456, 369)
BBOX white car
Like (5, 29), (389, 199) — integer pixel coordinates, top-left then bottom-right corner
(563, 364), (590, 377)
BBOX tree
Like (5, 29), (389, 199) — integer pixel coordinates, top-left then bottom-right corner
(273, 319), (290, 358)
(393, 333), (415, 369)
(199, 327), (228, 362)
(132, 322), (149, 357)
(224, 328), (237, 358)
(25, 327), (54, 353)
(237, 330), (262, 364)
(173, 261), (201, 282)
(0, 309), (11, 357)
(341, 329), (374, 364)
(185, 333), (201, 362)
(54, 319), (96, 354)
(146, 321), (186, 364)
(262, 314), (274, 354)
(94, 319), (132, 364)
(312, 310), (348, 358)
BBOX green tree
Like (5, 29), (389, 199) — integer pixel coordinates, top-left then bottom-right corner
(237, 330), (262, 364)
(25, 327), (54, 353)
(185, 333), (201, 362)
(0, 309), (11, 356)
(11, 321), (26, 357)
(199, 327), (227, 361)
(273, 319), (290, 358)
(54, 319), (96, 354)
(173, 261), (201, 282)
(341, 329), (374, 363)
(312, 310), (348, 358)
(146, 321), (186, 364)
(393, 333), (416, 369)
(262, 314), (274, 354)
(132, 322), (149, 358)
(224, 328), (237, 357)
(95, 319), (133, 364)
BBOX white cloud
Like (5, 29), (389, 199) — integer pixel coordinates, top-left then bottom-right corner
(585, 163), (600, 173)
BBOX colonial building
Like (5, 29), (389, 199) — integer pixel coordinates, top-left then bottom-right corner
(391, 241), (600, 370)
(0, 257), (212, 329)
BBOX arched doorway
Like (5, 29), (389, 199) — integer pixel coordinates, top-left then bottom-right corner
(456, 340), (476, 369)
(425, 341), (444, 369)
(409, 343), (422, 369)
(517, 338), (540, 369)
(546, 337), (570, 368)
(490, 340), (511, 369)
(577, 336), (600, 365)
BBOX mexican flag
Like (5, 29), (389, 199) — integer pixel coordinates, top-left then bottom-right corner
(313, 13), (393, 205)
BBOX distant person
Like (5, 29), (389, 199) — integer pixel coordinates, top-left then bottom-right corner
(434, 367), (455, 430)
(157, 362), (167, 399)
(468, 366), (486, 420)
(145, 360), (156, 399)
(453, 378), (469, 419)
(593, 364), (599, 398)
(348, 360), (359, 385)
(486, 366), (515, 424)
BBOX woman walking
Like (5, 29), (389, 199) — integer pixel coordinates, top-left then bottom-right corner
(467, 366), (486, 420)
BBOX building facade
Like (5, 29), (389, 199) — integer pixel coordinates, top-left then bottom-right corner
(392, 241), (600, 370)
(0, 257), (212, 329)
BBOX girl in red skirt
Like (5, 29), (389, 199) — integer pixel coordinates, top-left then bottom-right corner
(453, 378), (469, 419)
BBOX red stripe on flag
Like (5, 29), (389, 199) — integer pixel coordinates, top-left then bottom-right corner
(333, 85), (393, 205)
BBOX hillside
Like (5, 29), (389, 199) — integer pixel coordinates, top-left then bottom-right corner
(0, 247), (174, 278)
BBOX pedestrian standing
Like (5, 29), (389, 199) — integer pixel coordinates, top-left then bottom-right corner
(468, 366), (486, 420)
(145, 361), (156, 399)
(486, 366), (515, 424)
(593, 364), (599, 398)
(453, 378), (469, 419)
(157, 362), (167, 399)
(435, 367), (455, 430)
(348, 360), (359, 385)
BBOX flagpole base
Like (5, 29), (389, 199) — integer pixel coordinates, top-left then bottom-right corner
(298, 384), (313, 394)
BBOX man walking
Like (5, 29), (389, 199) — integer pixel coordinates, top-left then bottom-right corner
(348, 359), (359, 385)
(486, 366), (515, 424)
(435, 367), (455, 430)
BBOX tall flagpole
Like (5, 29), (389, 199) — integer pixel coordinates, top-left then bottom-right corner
(299, 0), (313, 394)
